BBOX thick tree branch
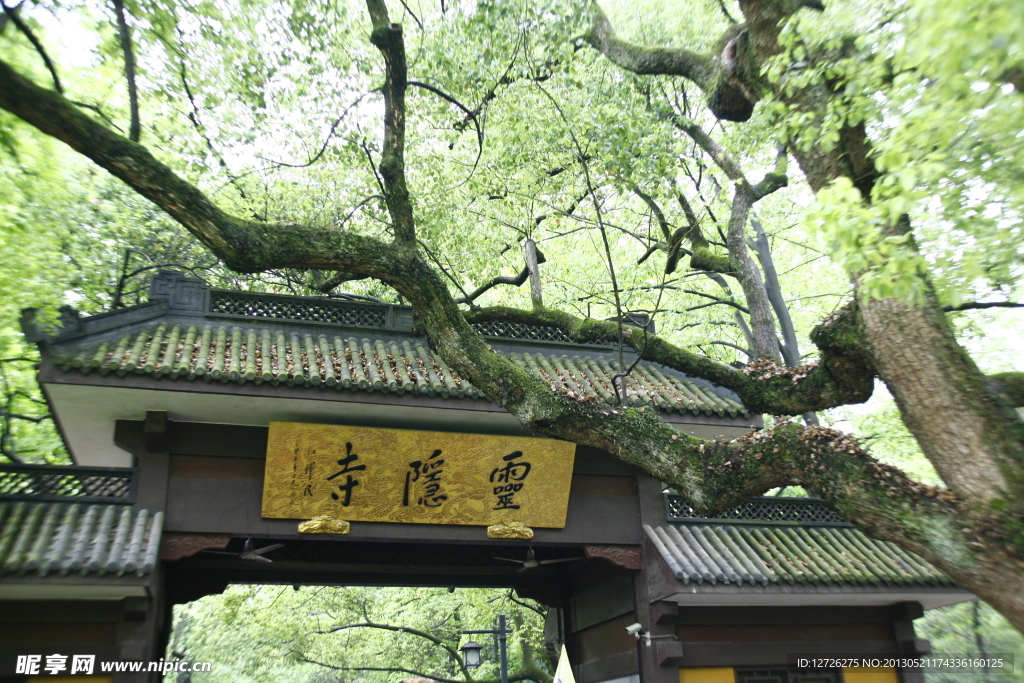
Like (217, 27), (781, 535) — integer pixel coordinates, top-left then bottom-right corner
(0, 0), (20, 34)
(989, 373), (1024, 409)
(0, 58), (411, 277)
(112, 0), (140, 142)
(8, 8), (1024, 632)
(671, 180), (734, 274)
(461, 303), (873, 415)
(669, 117), (787, 361)
(584, 5), (715, 89)
(366, 0), (415, 244)
(751, 144), (788, 199)
(314, 271), (371, 293)
(724, 185), (780, 360)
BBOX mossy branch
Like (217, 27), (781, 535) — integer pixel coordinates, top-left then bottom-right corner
(584, 4), (716, 88)
(990, 373), (1024, 408)
(462, 304), (873, 415)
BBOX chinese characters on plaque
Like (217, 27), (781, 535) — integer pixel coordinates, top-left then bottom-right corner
(262, 422), (576, 528)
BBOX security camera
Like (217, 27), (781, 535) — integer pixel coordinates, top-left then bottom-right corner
(625, 623), (646, 639)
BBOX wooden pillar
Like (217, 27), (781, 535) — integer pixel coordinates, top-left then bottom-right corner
(635, 474), (684, 683)
(134, 411), (170, 513)
(115, 411), (170, 682)
(113, 575), (167, 683)
(891, 602), (928, 683)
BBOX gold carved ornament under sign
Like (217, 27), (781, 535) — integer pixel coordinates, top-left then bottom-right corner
(262, 422), (576, 528)
(298, 516), (351, 534)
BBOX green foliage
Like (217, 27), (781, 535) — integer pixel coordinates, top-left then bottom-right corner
(167, 585), (550, 683)
(764, 0), (1024, 307)
(918, 600), (1024, 683)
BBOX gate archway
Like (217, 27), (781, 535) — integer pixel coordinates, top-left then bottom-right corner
(1, 272), (971, 683)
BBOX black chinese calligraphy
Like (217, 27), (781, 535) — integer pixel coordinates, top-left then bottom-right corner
(302, 461), (316, 497)
(489, 450), (531, 510)
(326, 442), (366, 506)
(403, 449), (448, 508)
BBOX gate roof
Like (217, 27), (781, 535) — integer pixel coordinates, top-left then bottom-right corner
(31, 271), (747, 419)
(24, 271), (759, 466)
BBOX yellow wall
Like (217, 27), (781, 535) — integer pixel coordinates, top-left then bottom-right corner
(680, 667), (735, 683)
(678, 665), (898, 683)
(843, 667), (899, 683)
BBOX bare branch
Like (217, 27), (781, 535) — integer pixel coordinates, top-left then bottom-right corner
(259, 90), (378, 169)
(704, 340), (751, 357)
(407, 80), (484, 184)
(631, 183), (672, 242)
(315, 621), (471, 681)
(943, 301), (1024, 312)
(456, 266), (530, 305)
(681, 289), (750, 313)
(180, 61), (249, 201)
(395, 0), (422, 31)
(715, 0), (739, 24)
(1, 0), (62, 94)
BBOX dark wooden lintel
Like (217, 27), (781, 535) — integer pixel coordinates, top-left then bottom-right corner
(143, 410), (169, 453)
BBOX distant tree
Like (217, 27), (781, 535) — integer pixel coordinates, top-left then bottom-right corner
(167, 586), (551, 683)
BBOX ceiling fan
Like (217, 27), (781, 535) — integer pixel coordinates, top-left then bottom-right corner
(201, 538), (284, 563)
(493, 546), (578, 572)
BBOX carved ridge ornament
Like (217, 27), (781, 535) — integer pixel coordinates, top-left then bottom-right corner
(584, 545), (642, 570)
(262, 422), (576, 528)
(160, 533), (231, 560)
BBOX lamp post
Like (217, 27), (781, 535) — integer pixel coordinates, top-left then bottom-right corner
(460, 615), (511, 683)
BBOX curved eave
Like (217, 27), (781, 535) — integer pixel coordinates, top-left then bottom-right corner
(38, 359), (759, 468)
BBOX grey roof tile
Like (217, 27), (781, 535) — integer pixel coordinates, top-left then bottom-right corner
(0, 502), (162, 578)
(53, 323), (748, 419)
(644, 523), (954, 588)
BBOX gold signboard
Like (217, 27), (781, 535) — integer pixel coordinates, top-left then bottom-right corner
(262, 422), (576, 528)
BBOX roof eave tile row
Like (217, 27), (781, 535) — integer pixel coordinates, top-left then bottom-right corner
(0, 502), (163, 578)
(644, 523), (951, 588)
(52, 323), (748, 419)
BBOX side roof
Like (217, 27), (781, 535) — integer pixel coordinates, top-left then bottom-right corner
(0, 501), (162, 579)
(643, 494), (971, 609)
